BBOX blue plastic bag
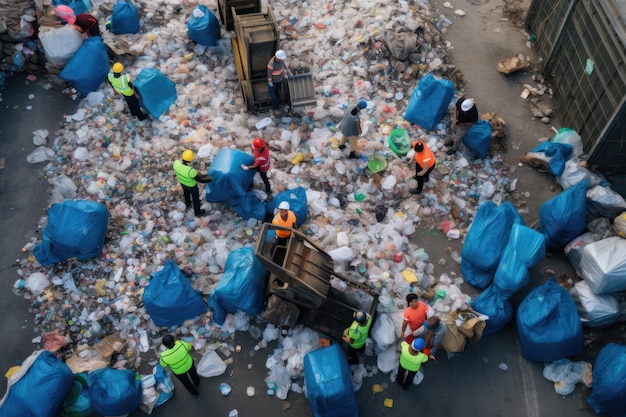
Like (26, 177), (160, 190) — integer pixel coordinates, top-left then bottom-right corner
(531, 141), (574, 176)
(539, 179), (589, 251)
(403, 74), (455, 130)
(53, 0), (89, 15)
(230, 192), (267, 220)
(304, 344), (358, 417)
(88, 368), (142, 416)
(492, 224), (546, 298)
(154, 364), (175, 407)
(62, 377), (94, 417)
(266, 187), (308, 226)
(143, 260), (208, 327)
(110, 1), (139, 34)
(516, 279), (583, 362)
(60, 37), (109, 96)
(0, 350), (74, 417)
(208, 247), (268, 325)
(206, 149), (255, 202)
(471, 284), (513, 336)
(463, 120), (492, 158)
(587, 343), (626, 417)
(461, 201), (523, 289)
(188, 5), (221, 46)
(33, 200), (109, 266)
(134, 68), (177, 118)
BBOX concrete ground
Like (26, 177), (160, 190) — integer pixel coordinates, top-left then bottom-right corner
(1, 0), (623, 416)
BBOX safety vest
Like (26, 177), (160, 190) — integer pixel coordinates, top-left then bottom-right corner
(159, 340), (193, 375)
(347, 314), (372, 349)
(108, 72), (133, 96)
(413, 141), (435, 169)
(173, 160), (198, 187)
(272, 210), (297, 238)
(399, 341), (428, 372)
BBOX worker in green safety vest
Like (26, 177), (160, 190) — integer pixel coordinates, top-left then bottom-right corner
(159, 334), (201, 395)
(107, 62), (148, 121)
(342, 310), (372, 365)
(173, 149), (211, 216)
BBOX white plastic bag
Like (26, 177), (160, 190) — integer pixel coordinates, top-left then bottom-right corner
(376, 346), (399, 374)
(39, 26), (84, 67)
(370, 313), (396, 350)
(197, 350), (227, 377)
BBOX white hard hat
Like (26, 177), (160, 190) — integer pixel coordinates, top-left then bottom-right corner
(461, 99), (474, 112)
(278, 201), (290, 210)
(275, 50), (287, 60)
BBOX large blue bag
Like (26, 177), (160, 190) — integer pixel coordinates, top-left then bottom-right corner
(134, 68), (177, 119)
(531, 141), (574, 176)
(461, 201), (523, 289)
(471, 284), (513, 336)
(492, 224), (546, 298)
(53, 0), (89, 14)
(266, 187), (308, 226)
(516, 279), (583, 362)
(539, 179), (589, 251)
(188, 5), (220, 46)
(587, 343), (626, 417)
(110, 1), (139, 34)
(206, 149), (254, 202)
(0, 350), (74, 417)
(304, 344), (358, 417)
(60, 37), (109, 96)
(208, 247), (268, 325)
(88, 368), (142, 416)
(463, 120), (492, 158)
(34, 200), (108, 266)
(403, 74), (454, 130)
(143, 260), (208, 327)
(62, 376), (94, 417)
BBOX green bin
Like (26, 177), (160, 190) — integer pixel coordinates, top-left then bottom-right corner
(389, 129), (412, 156)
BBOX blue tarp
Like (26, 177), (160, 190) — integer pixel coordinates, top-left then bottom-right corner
(517, 279), (583, 362)
(110, 1), (139, 34)
(206, 149), (254, 202)
(188, 5), (220, 46)
(33, 200), (108, 266)
(143, 260), (208, 328)
(208, 247), (268, 325)
(60, 36), (109, 96)
(463, 120), (492, 158)
(539, 179), (589, 251)
(471, 284), (513, 336)
(0, 350), (74, 417)
(492, 224), (546, 298)
(230, 192), (267, 221)
(587, 343), (626, 417)
(88, 368), (142, 416)
(531, 141), (574, 176)
(266, 187), (308, 226)
(304, 344), (358, 417)
(403, 73), (455, 130)
(461, 201), (523, 289)
(134, 68), (177, 119)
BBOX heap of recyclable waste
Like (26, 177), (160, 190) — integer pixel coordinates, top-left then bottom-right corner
(14, 0), (522, 396)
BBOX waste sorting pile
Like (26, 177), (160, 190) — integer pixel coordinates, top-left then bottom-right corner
(11, 0), (610, 408)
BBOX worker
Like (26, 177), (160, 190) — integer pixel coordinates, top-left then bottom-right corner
(241, 137), (272, 194)
(413, 316), (447, 356)
(399, 293), (433, 344)
(339, 100), (367, 159)
(173, 149), (211, 217)
(159, 334), (201, 395)
(272, 201), (297, 246)
(54, 5), (101, 37)
(267, 49), (292, 116)
(107, 62), (148, 121)
(396, 337), (429, 390)
(446, 97), (478, 155)
(342, 310), (373, 366)
(410, 140), (436, 195)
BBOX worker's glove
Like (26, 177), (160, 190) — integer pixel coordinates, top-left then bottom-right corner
(240, 164), (249, 171)
(268, 82), (274, 87)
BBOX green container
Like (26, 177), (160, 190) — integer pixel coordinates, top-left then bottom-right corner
(368, 158), (387, 173)
(388, 129), (411, 156)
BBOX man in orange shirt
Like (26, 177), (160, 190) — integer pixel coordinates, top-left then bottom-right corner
(272, 201), (297, 246)
(410, 140), (436, 195)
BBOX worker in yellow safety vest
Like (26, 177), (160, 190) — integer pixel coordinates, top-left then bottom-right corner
(159, 334), (200, 395)
(107, 62), (148, 121)
(173, 149), (211, 217)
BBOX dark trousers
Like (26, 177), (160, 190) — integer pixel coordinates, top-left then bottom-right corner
(181, 183), (203, 215)
(347, 344), (365, 365)
(123, 94), (147, 120)
(415, 163), (435, 191)
(269, 80), (283, 110)
(259, 171), (271, 193)
(396, 363), (417, 389)
(174, 362), (200, 395)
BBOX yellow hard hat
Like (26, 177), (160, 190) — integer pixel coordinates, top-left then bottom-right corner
(112, 63), (124, 73)
(182, 149), (194, 162)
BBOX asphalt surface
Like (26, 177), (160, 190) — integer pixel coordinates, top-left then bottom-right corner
(1, 1), (624, 416)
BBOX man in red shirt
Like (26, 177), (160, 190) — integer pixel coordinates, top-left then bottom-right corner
(410, 140), (436, 195)
(241, 137), (272, 194)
